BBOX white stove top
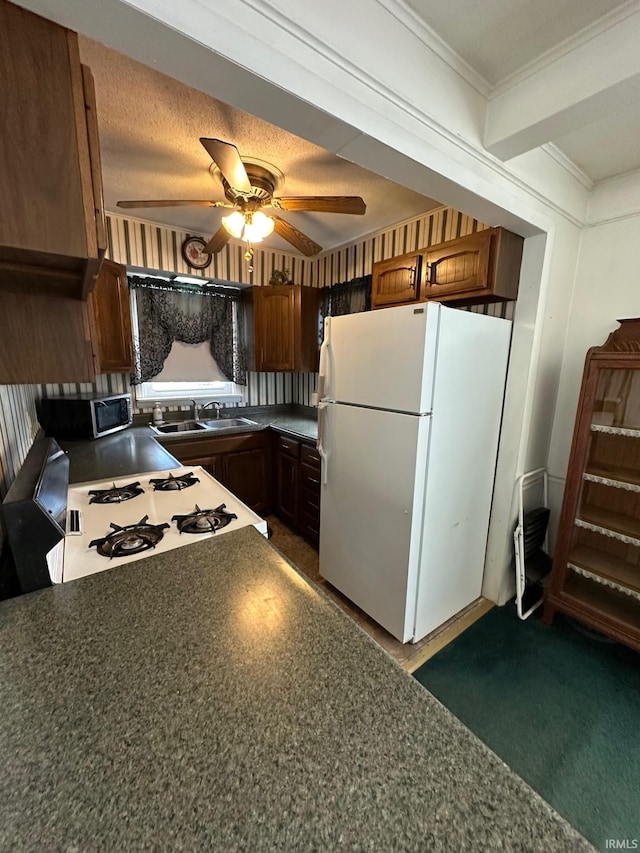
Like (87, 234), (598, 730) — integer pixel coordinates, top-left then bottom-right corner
(63, 466), (268, 583)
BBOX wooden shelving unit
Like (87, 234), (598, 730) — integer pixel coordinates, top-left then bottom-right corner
(544, 318), (640, 649)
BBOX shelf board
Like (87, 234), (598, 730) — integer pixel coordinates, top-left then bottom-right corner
(567, 544), (640, 596)
(584, 463), (640, 492)
(576, 504), (640, 544)
(562, 574), (640, 633)
(591, 423), (640, 438)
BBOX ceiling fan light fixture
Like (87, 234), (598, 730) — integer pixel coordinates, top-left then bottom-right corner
(221, 210), (246, 239)
(221, 210), (275, 244)
(244, 211), (274, 242)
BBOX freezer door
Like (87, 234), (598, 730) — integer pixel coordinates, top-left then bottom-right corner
(320, 303), (440, 413)
(319, 402), (431, 643)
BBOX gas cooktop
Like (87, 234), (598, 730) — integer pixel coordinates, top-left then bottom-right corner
(63, 466), (268, 583)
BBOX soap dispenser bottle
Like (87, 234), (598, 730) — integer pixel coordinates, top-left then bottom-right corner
(152, 402), (163, 425)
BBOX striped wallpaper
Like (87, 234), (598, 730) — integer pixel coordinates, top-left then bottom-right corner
(1, 204), (515, 499)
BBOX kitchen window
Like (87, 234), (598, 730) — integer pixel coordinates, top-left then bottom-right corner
(129, 274), (246, 405)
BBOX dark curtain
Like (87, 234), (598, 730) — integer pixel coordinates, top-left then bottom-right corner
(321, 275), (372, 318)
(129, 276), (246, 385)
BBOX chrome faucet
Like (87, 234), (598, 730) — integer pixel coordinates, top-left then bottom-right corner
(194, 400), (222, 420)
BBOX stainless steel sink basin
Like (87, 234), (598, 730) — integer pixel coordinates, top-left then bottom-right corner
(153, 420), (207, 434)
(199, 417), (258, 430)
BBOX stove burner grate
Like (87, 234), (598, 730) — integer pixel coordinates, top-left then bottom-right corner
(149, 471), (200, 491)
(89, 515), (170, 558)
(88, 482), (144, 504)
(172, 503), (238, 535)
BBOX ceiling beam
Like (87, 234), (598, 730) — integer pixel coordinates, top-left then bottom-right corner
(485, 5), (640, 161)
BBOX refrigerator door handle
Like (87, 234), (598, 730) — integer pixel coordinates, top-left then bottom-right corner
(317, 401), (328, 485)
(318, 316), (332, 401)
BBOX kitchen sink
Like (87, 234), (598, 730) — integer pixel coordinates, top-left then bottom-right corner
(153, 420), (208, 434)
(199, 417), (258, 430)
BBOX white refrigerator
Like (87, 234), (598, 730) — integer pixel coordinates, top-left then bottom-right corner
(317, 301), (511, 643)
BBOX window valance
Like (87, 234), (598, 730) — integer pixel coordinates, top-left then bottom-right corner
(128, 276), (246, 385)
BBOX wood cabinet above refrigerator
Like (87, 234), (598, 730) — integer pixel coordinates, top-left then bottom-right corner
(371, 227), (523, 310)
(243, 285), (321, 372)
(0, 0), (106, 301)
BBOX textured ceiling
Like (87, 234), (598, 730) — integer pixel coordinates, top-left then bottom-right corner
(79, 37), (442, 257)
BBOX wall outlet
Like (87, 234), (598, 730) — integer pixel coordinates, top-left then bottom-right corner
(310, 392), (318, 406)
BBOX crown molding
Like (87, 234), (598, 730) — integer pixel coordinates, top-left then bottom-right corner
(238, 0), (585, 227)
(491, 0), (640, 97)
(372, 0), (491, 97)
(541, 144), (593, 191)
(586, 166), (640, 226)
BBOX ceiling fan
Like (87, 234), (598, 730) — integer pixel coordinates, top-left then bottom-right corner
(117, 138), (367, 257)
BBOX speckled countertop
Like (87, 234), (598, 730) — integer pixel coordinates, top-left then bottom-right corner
(62, 405), (318, 483)
(0, 528), (591, 852)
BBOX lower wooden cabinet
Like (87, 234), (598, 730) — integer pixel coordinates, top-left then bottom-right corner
(298, 443), (322, 547)
(223, 446), (269, 516)
(164, 431), (270, 515)
(272, 430), (321, 547)
(162, 427), (320, 546)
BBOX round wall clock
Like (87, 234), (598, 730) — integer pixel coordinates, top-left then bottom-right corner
(181, 236), (212, 269)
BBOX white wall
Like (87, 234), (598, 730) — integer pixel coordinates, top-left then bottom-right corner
(546, 208), (640, 550)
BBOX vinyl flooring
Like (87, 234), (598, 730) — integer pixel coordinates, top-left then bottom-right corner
(266, 515), (491, 671)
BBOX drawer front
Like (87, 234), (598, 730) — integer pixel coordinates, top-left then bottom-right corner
(300, 462), (321, 495)
(299, 507), (320, 546)
(300, 443), (321, 469)
(300, 484), (320, 516)
(275, 434), (300, 458)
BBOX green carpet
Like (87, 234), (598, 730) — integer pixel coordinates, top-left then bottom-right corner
(414, 604), (640, 850)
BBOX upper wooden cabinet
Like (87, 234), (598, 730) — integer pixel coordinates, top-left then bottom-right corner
(88, 259), (133, 374)
(0, 1), (106, 300)
(371, 227), (523, 310)
(371, 252), (423, 309)
(0, 259), (132, 384)
(424, 228), (522, 305)
(244, 285), (321, 372)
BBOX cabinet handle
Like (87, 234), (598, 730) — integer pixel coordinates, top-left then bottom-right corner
(410, 266), (416, 288)
(425, 262), (432, 284)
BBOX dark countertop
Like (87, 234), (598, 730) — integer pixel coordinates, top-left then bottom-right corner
(0, 527), (592, 852)
(62, 405), (318, 483)
(62, 428), (181, 483)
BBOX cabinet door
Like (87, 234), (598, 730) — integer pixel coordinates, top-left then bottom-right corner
(0, 3), (104, 299)
(223, 448), (269, 513)
(424, 231), (491, 300)
(275, 453), (298, 525)
(89, 259), (133, 373)
(254, 286), (296, 371)
(372, 252), (422, 309)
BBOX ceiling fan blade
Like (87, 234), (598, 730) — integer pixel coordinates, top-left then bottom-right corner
(273, 216), (322, 256)
(204, 226), (231, 255)
(116, 200), (218, 209)
(271, 196), (366, 215)
(200, 138), (252, 194)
